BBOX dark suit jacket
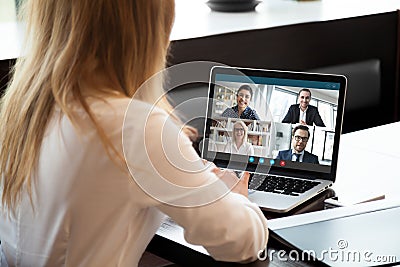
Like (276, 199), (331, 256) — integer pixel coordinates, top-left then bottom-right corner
(282, 104), (325, 127)
(276, 149), (319, 164)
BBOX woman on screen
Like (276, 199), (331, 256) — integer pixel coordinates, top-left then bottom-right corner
(221, 84), (260, 120)
(224, 121), (255, 156)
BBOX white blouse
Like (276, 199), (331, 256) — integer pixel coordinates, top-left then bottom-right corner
(223, 140), (255, 156)
(0, 97), (268, 267)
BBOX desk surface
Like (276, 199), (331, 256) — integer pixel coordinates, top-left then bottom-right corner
(334, 121), (400, 204)
(1, 0), (400, 60)
(148, 121), (400, 266)
(172, 0), (400, 40)
(0, 22), (23, 61)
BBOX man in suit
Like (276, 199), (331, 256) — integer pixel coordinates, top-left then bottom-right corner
(282, 88), (325, 127)
(276, 125), (319, 164)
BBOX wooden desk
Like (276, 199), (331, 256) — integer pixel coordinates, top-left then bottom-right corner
(146, 122), (400, 266)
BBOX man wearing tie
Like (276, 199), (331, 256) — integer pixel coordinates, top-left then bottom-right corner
(276, 125), (319, 164)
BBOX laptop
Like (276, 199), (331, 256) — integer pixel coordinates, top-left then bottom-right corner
(201, 66), (347, 213)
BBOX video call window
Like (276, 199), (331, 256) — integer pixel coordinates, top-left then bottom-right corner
(208, 80), (339, 167)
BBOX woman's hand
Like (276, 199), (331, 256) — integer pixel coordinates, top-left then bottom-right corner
(205, 161), (250, 197)
(226, 170), (250, 197)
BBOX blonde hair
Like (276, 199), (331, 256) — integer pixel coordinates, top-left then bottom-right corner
(0, 0), (176, 211)
(232, 120), (249, 144)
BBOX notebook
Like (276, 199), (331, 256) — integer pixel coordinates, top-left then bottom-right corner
(201, 66), (347, 213)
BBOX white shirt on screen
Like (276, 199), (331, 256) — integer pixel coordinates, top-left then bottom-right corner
(291, 149), (305, 162)
(299, 105), (308, 124)
(223, 139), (255, 156)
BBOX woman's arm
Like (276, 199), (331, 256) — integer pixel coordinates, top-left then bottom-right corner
(124, 107), (268, 263)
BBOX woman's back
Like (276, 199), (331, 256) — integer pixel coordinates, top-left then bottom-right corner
(0, 97), (166, 266)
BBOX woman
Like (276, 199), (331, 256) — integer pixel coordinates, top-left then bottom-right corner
(221, 84), (260, 120)
(0, 0), (268, 266)
(224, 121), (255, 156)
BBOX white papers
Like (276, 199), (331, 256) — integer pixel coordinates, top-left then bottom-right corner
(156, 217), (209, 255)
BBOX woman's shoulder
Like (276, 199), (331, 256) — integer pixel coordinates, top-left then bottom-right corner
(84, 96), (168, 133)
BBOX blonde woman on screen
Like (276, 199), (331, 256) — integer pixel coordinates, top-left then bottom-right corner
(0, 0), (267, 266)
(224, 121), (255, 156)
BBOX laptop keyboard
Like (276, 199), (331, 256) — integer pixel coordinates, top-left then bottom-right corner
(249, 174), (321, 196)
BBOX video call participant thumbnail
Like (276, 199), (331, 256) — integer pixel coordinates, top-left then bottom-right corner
(282, 88), (325, 127)
(276, 125), (319, 164)
(223, 121), (254, 156)
(221, 84), (260, 120)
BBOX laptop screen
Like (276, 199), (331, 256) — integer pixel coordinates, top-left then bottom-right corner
(202, 66), (347, 181)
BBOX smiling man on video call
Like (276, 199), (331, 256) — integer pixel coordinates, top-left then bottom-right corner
(282, 88), (325, 127)
(276, 125), (319, 164)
